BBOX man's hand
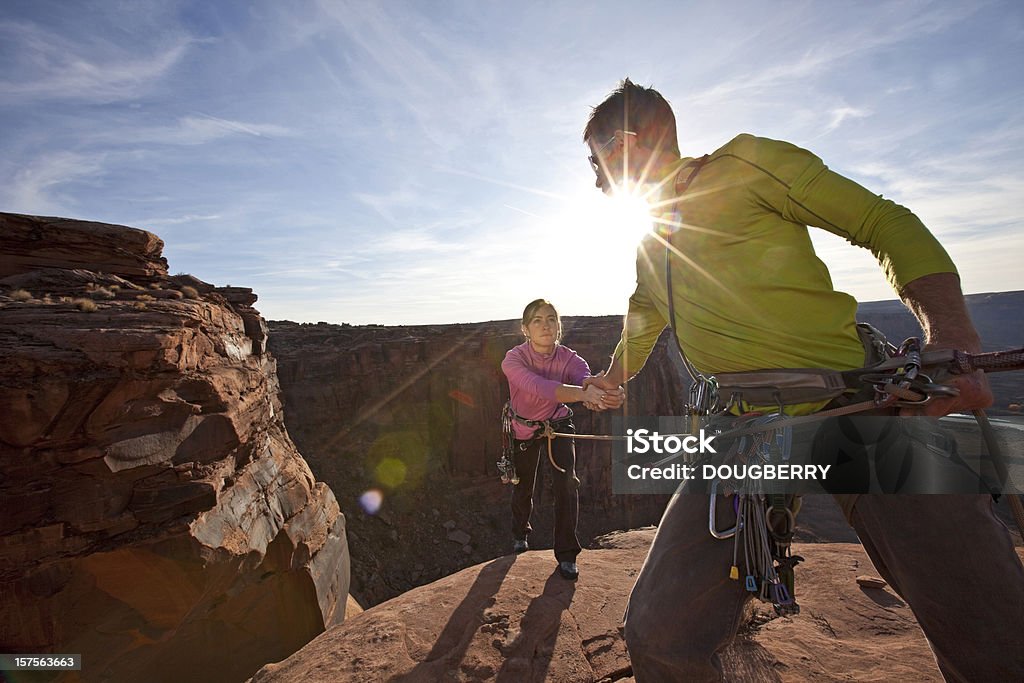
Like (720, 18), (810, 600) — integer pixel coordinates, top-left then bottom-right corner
(900, 360), (992, 417)
(583, 371), (619, 391)
(898, 273), (994, 416)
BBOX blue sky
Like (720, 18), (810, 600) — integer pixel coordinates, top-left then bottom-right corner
(2, 0), (1022, 325)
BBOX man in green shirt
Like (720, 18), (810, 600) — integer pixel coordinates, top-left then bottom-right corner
(583, 79), (1021, 681)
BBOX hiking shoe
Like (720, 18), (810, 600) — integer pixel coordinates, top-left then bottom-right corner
(557, 561), (579, 580)
(512, 539), (529, 554)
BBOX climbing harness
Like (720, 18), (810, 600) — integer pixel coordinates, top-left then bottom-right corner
(686, 335), (1024, 615)
(499, 401), (577, 482)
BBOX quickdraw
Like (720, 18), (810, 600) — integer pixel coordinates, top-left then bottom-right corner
(498, 402), (520, 485)
(708, 413), (804, 614)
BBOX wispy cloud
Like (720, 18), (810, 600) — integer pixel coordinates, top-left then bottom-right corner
(824, 106), (871, 134)
(1, 1), (1021, 326)
(1, 151), (104, 215)
(107, 114), (294, 146)
(681, 2), (981, 115)
(0, 20), (192, 103)
(368, 229), (466, 255)
(141, 213), (223, 227)
(352, 188), (422, 225)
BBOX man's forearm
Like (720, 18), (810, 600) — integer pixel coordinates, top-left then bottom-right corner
(898, 271), (992, 415)
(607, 356), (629, 385)
(582, 356), (629, 392)
(899, 272), (981, 352)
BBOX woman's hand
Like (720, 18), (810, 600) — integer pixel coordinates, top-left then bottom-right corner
(582, 383), (606, 406)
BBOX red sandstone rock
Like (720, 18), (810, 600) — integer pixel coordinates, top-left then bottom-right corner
(0, 212), (350, 683)
(0, 213), (167, 280)
(253, 528), (1021, 682)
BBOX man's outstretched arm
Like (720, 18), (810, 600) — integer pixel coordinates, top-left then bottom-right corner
(585, 277), (667, 399)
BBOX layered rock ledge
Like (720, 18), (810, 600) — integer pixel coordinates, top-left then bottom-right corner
(0, 213), (350, 682)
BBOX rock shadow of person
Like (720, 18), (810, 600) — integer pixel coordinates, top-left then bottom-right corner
(494, 571), (577, 682)
(391, 555), (516, 682)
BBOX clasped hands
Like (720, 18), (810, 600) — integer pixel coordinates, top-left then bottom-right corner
(581, 372), (625, 412)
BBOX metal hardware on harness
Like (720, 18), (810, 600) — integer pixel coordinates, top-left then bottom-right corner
(735, 413), (793, 469)
(709, 412), (803, 615)
(709, 480), (737, 539)
(497, 454), (519, 485)
(498, 401), (520, 485)
(687, 375), (719, 416)
(724, 491), (803, 616)
(858, 337), (962, 407)
(899, 337), (922, 380)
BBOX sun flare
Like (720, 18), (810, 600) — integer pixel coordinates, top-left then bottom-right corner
(520, 185), (657, 316)
(575, 187), (655, 252)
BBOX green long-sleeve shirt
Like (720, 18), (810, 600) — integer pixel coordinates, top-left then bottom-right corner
(613, 134), (956, 413)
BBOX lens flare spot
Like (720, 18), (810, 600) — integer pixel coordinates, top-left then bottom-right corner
(448, 389), (476, 407)
(375, 457), (407, 488)
(359, 489), (383, 515)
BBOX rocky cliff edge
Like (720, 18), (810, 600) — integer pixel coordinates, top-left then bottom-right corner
(252, 527), (1024, 682)
(0, 213), (350, 682)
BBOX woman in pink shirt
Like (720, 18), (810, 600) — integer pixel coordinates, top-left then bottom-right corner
(501, 298), (620, 580)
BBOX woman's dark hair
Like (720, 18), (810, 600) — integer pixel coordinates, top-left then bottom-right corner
(584, 78), (680, 158)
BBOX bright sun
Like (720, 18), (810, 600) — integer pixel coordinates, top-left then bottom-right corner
(531, 185), (657, 316)
(575, 187), (655, 251)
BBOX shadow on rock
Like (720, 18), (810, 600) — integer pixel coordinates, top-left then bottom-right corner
(495, 570), (577, 682)
(392, 555), (516, 681)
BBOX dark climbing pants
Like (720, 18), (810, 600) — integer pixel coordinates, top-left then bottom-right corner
(623, 491), (1024, 681)
(511, 431), (582, 563)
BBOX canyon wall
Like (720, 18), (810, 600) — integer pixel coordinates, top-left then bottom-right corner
(268, 318), (685, 605)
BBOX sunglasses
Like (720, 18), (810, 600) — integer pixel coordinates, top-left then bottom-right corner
(589, 130), (637, 173)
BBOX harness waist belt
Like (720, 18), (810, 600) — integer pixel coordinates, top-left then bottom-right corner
(507, 404), (573, 433)
(714, 367), (849, 405)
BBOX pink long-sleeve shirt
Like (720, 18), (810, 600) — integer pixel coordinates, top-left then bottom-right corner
(501, 341), (591, 440)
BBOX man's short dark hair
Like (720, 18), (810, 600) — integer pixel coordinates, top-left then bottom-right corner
(584, 79), (680, 158)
